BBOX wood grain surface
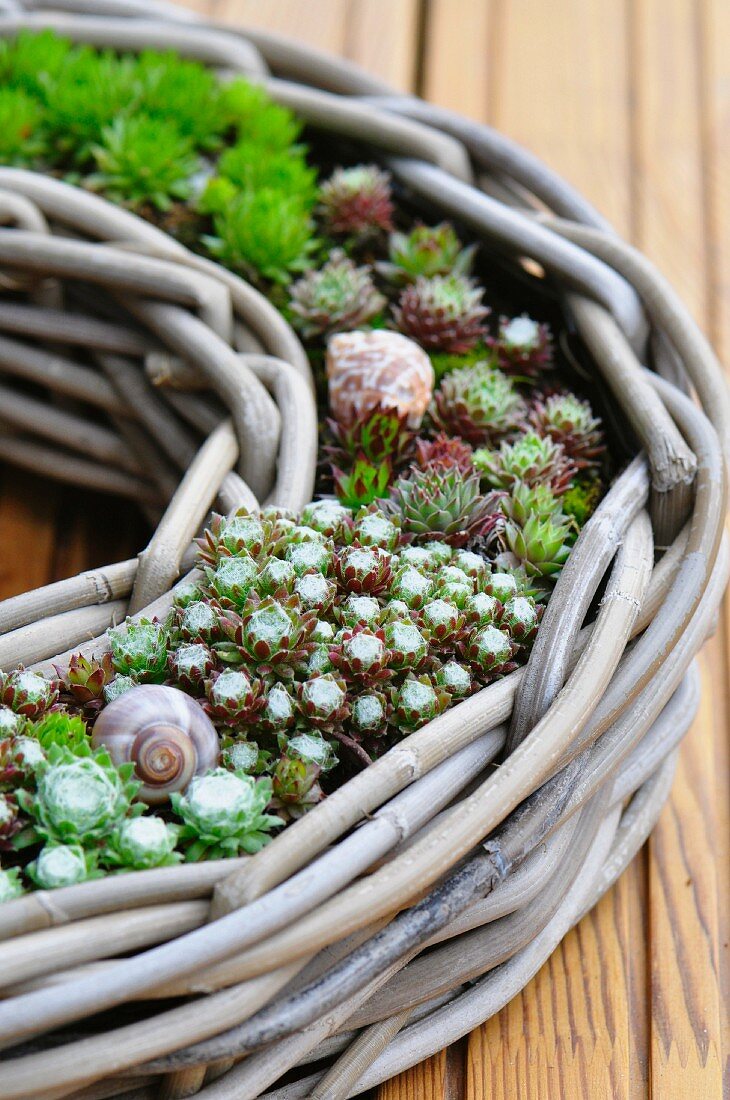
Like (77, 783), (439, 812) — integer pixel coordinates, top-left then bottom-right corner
(1, 2), (727, 1097)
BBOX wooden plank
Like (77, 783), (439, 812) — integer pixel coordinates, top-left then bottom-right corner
(630, 2), (725, 1097)
(427, 2), (641, 1096)
(700, 0), (730, 1080)
(0, 472), (59, 601)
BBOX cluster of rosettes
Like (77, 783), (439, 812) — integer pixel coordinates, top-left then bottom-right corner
(94, 503), (544, 787)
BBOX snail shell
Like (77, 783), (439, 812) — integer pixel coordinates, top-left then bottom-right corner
(326, 330), (434, 429)
(91, 685), (219, 805)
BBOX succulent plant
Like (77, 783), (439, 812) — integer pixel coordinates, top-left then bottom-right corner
(0, 669), (58, 719)
(326, 406), (415, 470)
(301, 500), (354, 541)
(393, 275), (490, 354)
(0, 867), (24, 903)
(0, 733), (44, 791)
(169, 643), (216, 692)
(27, 843), (100, 890)
(298, 673), (349, 728)
(103, 675), (137, 705)
(110, 618), (169, 683)
(419, 598), (465, 646)
(352, 506), (401, 551)
(390, 565), (435, 610)
(332, 458), (393, 509)
(383, 466), (502, 548)
(430, 362), (526, 446)
(502, 511), (573, 579)
(338, 594), (382, 629)
(285, 731), (338, 773)
(461, 624), (515, 677)
(289, 251), (385, 339)
(382, 620), (429, 671)
(434, 660), (473, 698)
(207, 554), (258, 607)
(329, 625), (391, 684)
(0, 87), (43, 164)
(88, 114), (200, 210)
(221, 739), (271, 774)
(392, 675), (448, 730)
(474, 431), (577, 495)
(489, 315), (554, 378)
(172, 769), (281, 860)
(59, 652), (114, 707)
(32, 712), (89, 754)
(197, 511), (267, 565)
(529, 393), (605, 471)
(214, 140), (317, 202)
(204, 668), (265, 726)
(179, 600), (221, 643)
(271, 755), (323, 820)
(17, 744), (140, 846)
(0, 707), (26, 738)
(334, 545), (393, 595)
(414, 433), (475, 476)
(350, 691), (390, 737)
(318, 164), (394, 238)
(103, 816), (181, 870)
(285, 539), (334, 577)
(500, 595), (541, 641)
(379, 222), (476, 282)
(206, 189), (317, 285)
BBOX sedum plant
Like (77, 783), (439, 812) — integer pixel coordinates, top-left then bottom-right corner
(88, 114), (200, 210)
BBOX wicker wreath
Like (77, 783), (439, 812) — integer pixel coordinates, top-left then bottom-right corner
(0, 3), (728, 1099)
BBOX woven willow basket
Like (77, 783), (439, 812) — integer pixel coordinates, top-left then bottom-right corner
(0, 3), (728, 1099)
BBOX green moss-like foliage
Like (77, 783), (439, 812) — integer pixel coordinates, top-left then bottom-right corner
(0, 31), (318, 282)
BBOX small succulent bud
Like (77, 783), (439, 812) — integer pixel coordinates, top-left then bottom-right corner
(452, 549), (488, 579)
(103, 675), (136, 705)
(422, 540), (453, 566)
(393, 675), (447, 730)
(171, 769), (282, 859)
(434, 660), (472, 697)
(0, 792), (23, 849)
(330, 625), (390, 684)
(308, 644), (334, 675)
(503, 512), (573, 579)
(289, 250), (385, 339)
(462, 624), (514, 676)
(390, 565), (434, 610)
(383, 620), (429, 670)
(334, 545), (393, 595)
(61, 652), (114, 705)
(489, 314), (553, 378)
(286, 732), (338, 772)
(0, 669), (58, 719)
(0, 707), (26, 737)
(300, 500), (353, 540)
(420, 599), (464, 645)
(338, 594), (381, 628)
(27, 843), (99, 890)
(0, 734), (44, 790)
(258, 683), (297, 734)
(207, 554), (258, 606)
(501, 595), (540, 640)
(529, 392), (605, 471)
(298, 673), (349, 728)
(350, 691), (389, 736)
(384, 465), (502, 549)
(380, 222), (475, 282)
(484, 571), (519, 603)
(179, 600), (220, 643)
(197, 510), (267, 564)
(353, 507), (400, 551)
(414, 433), (475, 477)
(464, 591), (500, 626)
(294, 572), (336, 613)
(205, 668), (264, 725)
(381, 599), (412, 622)
(430, 362), (525, 447)
(257, 557), (296, 596)
(474, 431), (576, 496)
(110, 618), (169, 683)
(393, 274), (490, 354)
(222, 740), (270, 774)
(285, 539), (333, 577)
(173, 581), (202, 608)
(312, 620), (336, 643)
(318, 164), (394, 238)
(32, 712), (89, 753)
(399, 545), (437, 572)
(169, 643), (215, 691)
(0, 867), (23, 903)
(104, 815), (180, 870)
(272, 755), (322, 817)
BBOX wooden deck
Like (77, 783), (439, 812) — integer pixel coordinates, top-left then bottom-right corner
(1, 1), (727, 1096)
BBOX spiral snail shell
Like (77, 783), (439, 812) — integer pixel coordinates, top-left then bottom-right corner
(91, 685), (219, 805)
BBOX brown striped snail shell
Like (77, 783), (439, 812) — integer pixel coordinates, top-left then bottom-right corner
(91, 685), (219, 805)
(326, 330), (434, 429)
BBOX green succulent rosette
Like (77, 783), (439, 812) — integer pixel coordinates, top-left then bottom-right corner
(17, 744), (141, 846)
(27, 843), (100, 890)
(0, 866), (24, 903)
(103, 816), (181, 871)
(171, 769), (282, 861)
